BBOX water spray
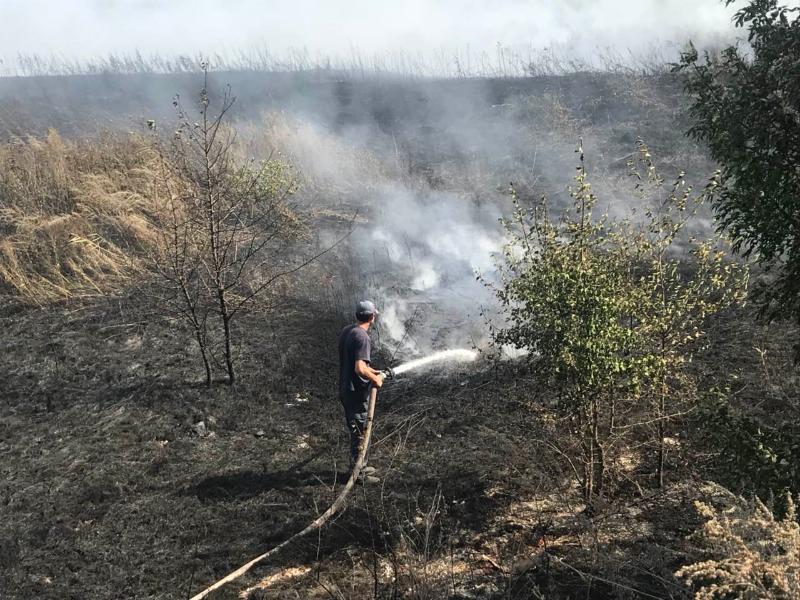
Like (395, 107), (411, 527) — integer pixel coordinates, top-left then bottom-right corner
(381, 348), (478, 380)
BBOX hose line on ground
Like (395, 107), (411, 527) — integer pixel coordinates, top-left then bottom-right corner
(189, 385), (379, 600)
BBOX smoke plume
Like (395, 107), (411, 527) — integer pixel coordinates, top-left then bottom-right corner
(1, 0), (744, 76)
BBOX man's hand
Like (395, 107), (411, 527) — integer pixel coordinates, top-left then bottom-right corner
(369, 366), (385, 389)
(356, 360), (385, 389)
(373, 371), (385, 389)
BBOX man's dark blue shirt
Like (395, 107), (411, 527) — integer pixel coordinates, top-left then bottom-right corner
(337, 324), (371, 403)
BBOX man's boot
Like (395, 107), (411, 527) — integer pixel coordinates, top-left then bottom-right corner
(350, 463), (379, 484)
(356, 472), (380, 485)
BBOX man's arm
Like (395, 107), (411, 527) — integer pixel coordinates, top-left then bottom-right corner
(356, 360), (384, 388)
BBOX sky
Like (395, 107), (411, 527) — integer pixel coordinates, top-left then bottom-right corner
(0, 0), (747, 73)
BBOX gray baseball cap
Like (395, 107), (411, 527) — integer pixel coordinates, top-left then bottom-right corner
(356, 300), (379, 318)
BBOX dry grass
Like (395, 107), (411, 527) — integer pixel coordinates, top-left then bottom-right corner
(677, 493), (800, 599)
(0, 131), (160, 303)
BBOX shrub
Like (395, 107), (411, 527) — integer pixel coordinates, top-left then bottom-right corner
(490, 142), (747, 500)
(696, 391), (800, 502)
(492, 144), (647, 504)
(149, 67), (316, 385)
(677, 494), (800, 599)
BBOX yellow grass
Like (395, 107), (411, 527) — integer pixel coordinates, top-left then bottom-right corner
(0, 131), (161, 303)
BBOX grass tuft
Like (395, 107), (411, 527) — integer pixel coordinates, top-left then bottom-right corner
(0, 131), (160, 303)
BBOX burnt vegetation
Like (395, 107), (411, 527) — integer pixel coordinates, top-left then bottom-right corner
(2, 2), (800, 599)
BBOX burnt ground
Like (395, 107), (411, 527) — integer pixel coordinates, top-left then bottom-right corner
(0, 281), (793, 600)
(2, 65), (797, 599)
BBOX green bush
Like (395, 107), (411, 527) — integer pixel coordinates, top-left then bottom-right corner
(491, 143), (748, 500)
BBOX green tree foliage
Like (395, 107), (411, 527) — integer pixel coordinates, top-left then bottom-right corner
(626, 142), (748, 487)
(676, 0), (800, 352)
(698, 386), (800, 504)
(494, 145), (644, 504)
(492, 143), (747, 502)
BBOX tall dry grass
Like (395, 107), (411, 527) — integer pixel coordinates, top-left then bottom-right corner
(677, 494), (800, 599)
(6, 45), (679, 79)
(0, 131), (160, 303)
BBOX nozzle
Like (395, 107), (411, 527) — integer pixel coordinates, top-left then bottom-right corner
(381, 368), (395, 380)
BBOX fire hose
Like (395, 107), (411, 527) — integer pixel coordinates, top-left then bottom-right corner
(188, 349), (476, 598)
(189, 374), (390, 600)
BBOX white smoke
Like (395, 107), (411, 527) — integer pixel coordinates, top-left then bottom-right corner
(411, 262), (439, 291)
(2, 0), (744, 74)
(379, 299), (418, 354)
(356, 182), (505, 356)
(257, 112), (509, 358)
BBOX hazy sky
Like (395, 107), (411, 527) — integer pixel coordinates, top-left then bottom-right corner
(0, 0), (748, 70)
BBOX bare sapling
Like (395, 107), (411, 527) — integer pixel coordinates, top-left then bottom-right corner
(151, 64), (328, 385)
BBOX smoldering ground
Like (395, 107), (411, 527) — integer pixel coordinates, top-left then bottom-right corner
(234, 71), (719, 360)
(0, 60), (716, 360)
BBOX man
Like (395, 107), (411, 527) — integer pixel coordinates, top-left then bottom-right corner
(338, 300), (385, 483)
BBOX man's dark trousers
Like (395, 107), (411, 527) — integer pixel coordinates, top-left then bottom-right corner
(341, 392), (369, 469)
